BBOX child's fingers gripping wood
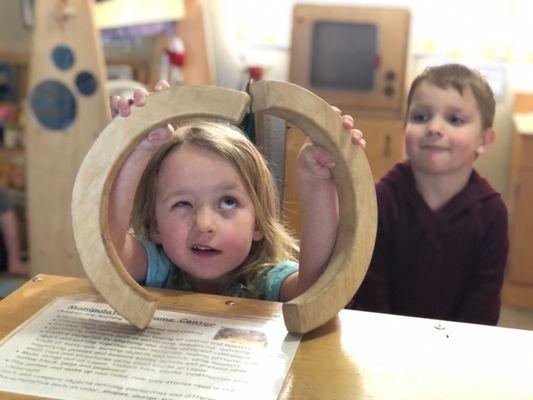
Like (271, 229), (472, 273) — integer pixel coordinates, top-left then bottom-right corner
(110, 83), (174, 151)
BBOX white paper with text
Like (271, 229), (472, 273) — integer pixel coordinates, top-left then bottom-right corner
(0, 298), (301, 400)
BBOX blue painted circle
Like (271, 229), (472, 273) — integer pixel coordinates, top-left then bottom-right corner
(30, 80), (76, 130)
(75, 71), (98, 96)
(51, 45), (75, 70)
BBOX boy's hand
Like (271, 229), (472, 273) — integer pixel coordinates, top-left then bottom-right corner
(109, 80), (174, 151)
(298, 108), (365, 180)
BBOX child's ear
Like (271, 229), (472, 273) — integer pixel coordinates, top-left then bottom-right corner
(253, 228), (264, 242)
(476, 128), (495, 156)
(149, 224), (162, 244)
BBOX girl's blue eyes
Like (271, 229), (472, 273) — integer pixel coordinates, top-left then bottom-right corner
(173, 201), (191, 209)
(220, 197), (237, 210)
(171, 197), (238, 210)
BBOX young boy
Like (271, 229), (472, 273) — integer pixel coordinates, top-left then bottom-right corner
(350, 63), (508, 325)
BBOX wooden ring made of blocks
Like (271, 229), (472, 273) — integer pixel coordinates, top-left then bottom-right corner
(72, 81), (377, 334)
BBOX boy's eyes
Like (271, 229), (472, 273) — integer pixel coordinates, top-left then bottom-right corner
(408, 111), (467, 126)
(409, 112), (429, 123)
(219, 196), (237, 210)
(447, 115), (466, 125)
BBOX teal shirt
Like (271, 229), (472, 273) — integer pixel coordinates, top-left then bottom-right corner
(140, 240), (298, 301)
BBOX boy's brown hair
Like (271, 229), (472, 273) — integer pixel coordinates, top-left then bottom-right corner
(406, 63), (495, 130)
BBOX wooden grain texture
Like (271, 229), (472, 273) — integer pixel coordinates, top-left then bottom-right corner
(250, 80), (377, 333)
(26, 0), (111, 278)
(2, 275), (533, 400)
(72, 85), (250, 329)
(503, 94), (533, 308)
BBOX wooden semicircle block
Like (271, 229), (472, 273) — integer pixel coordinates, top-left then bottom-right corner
(72, 86), (251, 328)
(250, 80), (377, 333)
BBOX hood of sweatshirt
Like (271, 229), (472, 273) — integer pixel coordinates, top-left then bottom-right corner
(380, 161), (500, 220)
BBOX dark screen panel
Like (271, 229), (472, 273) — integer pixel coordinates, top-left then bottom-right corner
(310, 21), (377, 91)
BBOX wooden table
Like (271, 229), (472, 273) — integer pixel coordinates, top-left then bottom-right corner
(1, 274), (533, 399)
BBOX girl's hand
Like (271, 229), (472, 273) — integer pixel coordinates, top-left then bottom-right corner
(109, 80), (174, 151)
(298, 107), (365, 180)
(331, 106), (366, 148)
(298, 144), (336, 180)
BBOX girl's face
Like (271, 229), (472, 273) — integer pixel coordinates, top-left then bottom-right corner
(151, 144), (263, 293)
(405, 82), (492, 177)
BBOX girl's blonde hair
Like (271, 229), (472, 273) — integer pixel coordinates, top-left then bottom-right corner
(131, 120), (298, 294)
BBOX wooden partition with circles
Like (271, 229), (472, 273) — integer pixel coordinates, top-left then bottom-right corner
(26, 0), (214, 278)
(26, 0), (111, 278)
(71, 81), (377, 334)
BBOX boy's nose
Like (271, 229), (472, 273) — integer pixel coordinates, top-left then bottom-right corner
(194, 208), (216, 233)
(426, 117), (444, 136)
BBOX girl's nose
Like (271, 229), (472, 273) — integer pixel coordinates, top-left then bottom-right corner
(194, 208), (216, 233)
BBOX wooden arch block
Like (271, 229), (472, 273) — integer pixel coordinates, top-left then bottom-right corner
(251, 81), (377, 333)
(72, 86), (250, 329)
(72, 82), (377, 333)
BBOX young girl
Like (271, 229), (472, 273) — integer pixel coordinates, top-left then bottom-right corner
(109, 81), (364, 302)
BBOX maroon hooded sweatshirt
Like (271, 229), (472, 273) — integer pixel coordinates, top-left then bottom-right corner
(350, 161), (509, 325)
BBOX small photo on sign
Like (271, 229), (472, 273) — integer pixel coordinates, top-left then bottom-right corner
(213, 327), (268, 348)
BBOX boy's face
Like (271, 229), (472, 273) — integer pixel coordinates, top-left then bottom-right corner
(405, 82), (493, 177)
(150, 144), (263, 292)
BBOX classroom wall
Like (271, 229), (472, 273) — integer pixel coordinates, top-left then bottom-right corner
(2, 1), (533, 198)
(204, 0), (533, 199)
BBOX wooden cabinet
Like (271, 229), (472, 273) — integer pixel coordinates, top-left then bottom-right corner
(502, 93), (533, 308)
(507, 166), (533, 284)
(354, 117), (405, 180)
(282, 117), (404, 236)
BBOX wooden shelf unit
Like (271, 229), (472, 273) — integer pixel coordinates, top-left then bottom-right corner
(502, 92), (533, 309)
